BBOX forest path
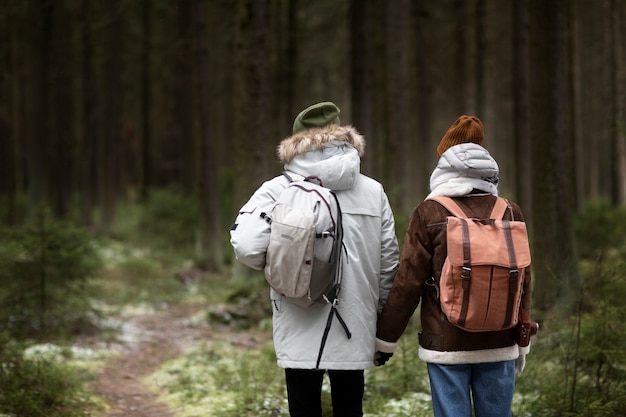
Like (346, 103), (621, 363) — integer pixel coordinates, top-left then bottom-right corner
(90, 302), (211, 417)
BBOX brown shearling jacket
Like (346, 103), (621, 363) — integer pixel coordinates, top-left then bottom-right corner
(376, 194), (533, 361)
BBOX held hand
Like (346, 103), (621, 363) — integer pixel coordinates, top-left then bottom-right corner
(374, 351), (393, 366)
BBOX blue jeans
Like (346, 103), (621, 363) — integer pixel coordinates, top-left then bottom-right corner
(427, 361), (515, 417)
(284, 368), (364, 417)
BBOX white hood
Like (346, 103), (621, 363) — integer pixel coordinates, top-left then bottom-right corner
(428, 143), (499, 198)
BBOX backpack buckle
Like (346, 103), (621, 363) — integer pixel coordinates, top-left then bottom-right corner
(509, 269), (519, 293)
(318, 231), (332, 239)
(461, 266), (471, 289)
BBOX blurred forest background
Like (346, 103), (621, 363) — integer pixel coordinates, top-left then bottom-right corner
(1, 1), (626, 416)
(2, 0), (626, 305)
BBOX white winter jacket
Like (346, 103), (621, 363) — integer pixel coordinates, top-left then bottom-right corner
(230, 125), (399, 370)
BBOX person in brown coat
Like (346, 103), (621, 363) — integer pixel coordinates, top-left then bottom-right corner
(374, 115), (534, 417)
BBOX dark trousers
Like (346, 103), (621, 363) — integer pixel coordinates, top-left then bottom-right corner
(284, 368), (364, 417)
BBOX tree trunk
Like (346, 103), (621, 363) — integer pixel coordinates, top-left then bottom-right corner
(194, 0), (222, 271)
(231, 0), (273, 281)
(529, 0), (580, 311)
(609, 0), (626, 204)
(79, 0), (96, 227)
(28, 1), (51, 213)
(140, 0), (152, 201)
(385, 0), (414, 210)
(1, 2), (18, 224)
(454, 0), (469, 114)
(412, 0), (432, 201)
(512, 0), (531, 213)
(474, 0), (485, 116)
(48, 1), (74, 218)
(617, 0), (626, 205)
(350, 0), (373, 174)
(99, 0), (123, 231)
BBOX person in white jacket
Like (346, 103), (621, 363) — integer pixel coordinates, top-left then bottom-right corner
(230, 101), (399, 417)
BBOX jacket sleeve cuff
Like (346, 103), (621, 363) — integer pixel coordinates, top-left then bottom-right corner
(375, 338), (398, 354)
(518, 342), (531, 356)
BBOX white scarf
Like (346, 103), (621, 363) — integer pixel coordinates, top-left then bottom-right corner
(427, 143), (499, 198)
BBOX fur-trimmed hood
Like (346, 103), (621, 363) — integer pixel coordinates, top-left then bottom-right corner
(277, 125), (365, 163)
(277, 125), (366, 191)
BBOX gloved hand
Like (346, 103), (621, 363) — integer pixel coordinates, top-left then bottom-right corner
(374, 351), (393, 366)
(515, 354), (526, 374)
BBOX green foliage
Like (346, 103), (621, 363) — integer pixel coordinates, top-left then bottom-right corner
(148, 315), (433, 417)
(140, 186), (198, 254)
(0, 334), (94, 417)
(365, 318), (433, 417)
(514, 297), (626, 416)
(106, 186), (198, 259)
(92, 186), (202, 306)
(151, 340), (288, 416)
(0, 213), (102, 339)
(574, 200), (626, 261)
(394, 207), (412, 250)
(204, 271), (272, 330)
(512, 202), (626, 416)
(93, 236), (195, 307)
(0, 192), (29, 225)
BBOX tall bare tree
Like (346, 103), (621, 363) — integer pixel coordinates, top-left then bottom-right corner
(140, 0), (153, 201)
(231, 0), (273, 280)
(385, 0), (415, 209)
(194, 0), (222, 271)
(48, 1), (75, 218)
(350, 0), (373, 172)
(474, 0), (485, 116)
(411, 0), (433, 202)
(78, 0), (97, 227)
(1, 0), (20, 224)
(97, 0), (124, 231)
(609, 0), (626, 204)
(512, 0), (531, 213)
(529, 0), (580, 310)
(453, 0), (469, 114)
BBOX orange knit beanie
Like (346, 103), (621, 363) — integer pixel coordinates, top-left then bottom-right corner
(436, 115), (485, 158)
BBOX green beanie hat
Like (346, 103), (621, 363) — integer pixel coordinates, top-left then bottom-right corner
(292, 101), (341, 133)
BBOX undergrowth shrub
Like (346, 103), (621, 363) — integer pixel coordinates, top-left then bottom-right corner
(151, 339), (287, 416)
(94, 186), (200, 306)
(513, 201), (626, 416)
(97, 254), (184, 305)
(205, 274), (273, 330)
(365, 318), (433, 417)
(140, 186), (197, 255)
(0, 334), (93, 417)
(574, 200), (626, 262)
(0, 213), (102, 339)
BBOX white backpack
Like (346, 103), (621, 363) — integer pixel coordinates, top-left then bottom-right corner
(264, 173), (343, 308)
(264, 172), (352, 369)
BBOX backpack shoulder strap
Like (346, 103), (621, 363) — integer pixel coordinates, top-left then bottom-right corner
(428, 196), (468, 218)
(430, 195), (511, 220)
(490, 197), (509, 220)
(282, 171), (294, 182)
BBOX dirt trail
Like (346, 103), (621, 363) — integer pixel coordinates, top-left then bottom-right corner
(90, 303), (210, 417)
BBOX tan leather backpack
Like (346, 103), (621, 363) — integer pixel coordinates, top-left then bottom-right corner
(429, 196), (531, 332)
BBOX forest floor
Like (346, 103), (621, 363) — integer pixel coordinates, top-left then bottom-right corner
(87, 302), (213, 417)
(87, 303), (200, 417)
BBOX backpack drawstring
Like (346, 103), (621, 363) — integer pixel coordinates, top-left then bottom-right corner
(316, 288), (352, 369)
